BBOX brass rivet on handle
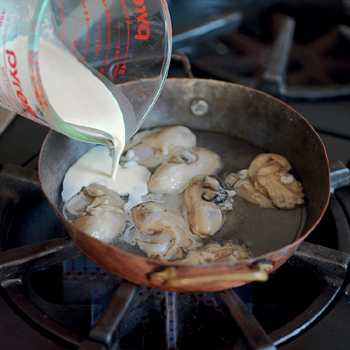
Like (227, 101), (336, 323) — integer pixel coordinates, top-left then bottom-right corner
(252, 260), (274, 272)
(149, 267), (177, 286)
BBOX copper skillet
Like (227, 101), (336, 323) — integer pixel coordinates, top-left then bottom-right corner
(38, 78), (330, 293)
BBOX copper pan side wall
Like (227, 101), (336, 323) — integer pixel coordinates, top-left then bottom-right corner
(60, 217), (302, 292)
(39, 79), (330, 292)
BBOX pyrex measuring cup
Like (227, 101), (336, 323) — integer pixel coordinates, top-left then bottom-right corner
(0, 0), (172, 146)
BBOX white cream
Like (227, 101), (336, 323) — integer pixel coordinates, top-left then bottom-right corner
(2, 36), (125, 178)
(62, 145), (150, 214)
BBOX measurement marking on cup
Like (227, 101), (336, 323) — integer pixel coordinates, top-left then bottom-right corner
(122, 19), (130, 70)
(61, 16), (66, 43)
(124, 9), (129, 20)
(72, 18), (77, 53)
(57, 2), (65, 43)
(83, 18), (90, 61)
(80, 1), (90, 61)
(103, 19), (112, 65)
(117, 20), (121, 49)
(97, 19), (101, 45)
(95, 19), (101, 57)
(113, 21), (121, 62)
(102, 0), (112, 65)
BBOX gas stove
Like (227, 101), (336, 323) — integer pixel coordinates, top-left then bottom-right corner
(2, 1), (350, 349)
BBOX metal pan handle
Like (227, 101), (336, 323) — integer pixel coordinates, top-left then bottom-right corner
(149, 261), (273, 287)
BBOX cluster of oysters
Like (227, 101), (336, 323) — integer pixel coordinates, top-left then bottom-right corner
(65, 126), (305, 265)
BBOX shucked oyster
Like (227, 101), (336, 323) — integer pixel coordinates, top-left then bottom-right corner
(225, 153), (304, 210)
(248, 153), (291, 178)
(183, 175), (236, 238)
(225, 170), (275, 209)
(148, 147), (222, 195)
(233, 178), (275, 209)
(65, 184), (126, 242)
(180, 242), (251, 265)
(124, 126), (196, 167)
(131, 202), (202, 261)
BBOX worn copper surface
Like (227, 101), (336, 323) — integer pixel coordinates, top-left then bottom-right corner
(38, 79), (330, 292)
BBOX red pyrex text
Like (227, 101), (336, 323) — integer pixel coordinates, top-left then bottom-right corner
(5, 49), (35, 116)
(133, 0), (150, 40)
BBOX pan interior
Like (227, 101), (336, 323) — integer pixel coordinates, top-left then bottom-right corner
(74, 127), (307, 259)
(40, 80), (328, 276)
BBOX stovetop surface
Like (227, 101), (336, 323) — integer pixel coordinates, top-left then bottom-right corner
(1, 101), (350, 350)
(2, 1), (350, 349)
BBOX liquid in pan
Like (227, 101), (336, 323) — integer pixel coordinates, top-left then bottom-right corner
(62, 126), (306, 264)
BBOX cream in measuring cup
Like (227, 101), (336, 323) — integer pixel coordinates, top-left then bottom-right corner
(0, 0), (172, 178)
(1, 35), (125, 178)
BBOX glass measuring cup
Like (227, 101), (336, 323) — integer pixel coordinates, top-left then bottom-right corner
(0, 0), (172, 146)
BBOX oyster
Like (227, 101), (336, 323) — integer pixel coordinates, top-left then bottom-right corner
(65, 184), (126, 242)
(234, 179), (275, 209)
(225, 153), (304, 210)
(248, 153), (291, 178)
(223, 172), (241, 189)
(254, 170), (304, 209)
(183, 175), (236, 238)
(148, 147), (222, 195)
(124, 126), (196, 167)
(180, 242), (251, 265)
(131, 202), (202, 261)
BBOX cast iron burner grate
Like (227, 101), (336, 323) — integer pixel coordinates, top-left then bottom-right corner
(0, 163), (350, 350)
(175, 10), (350, 100)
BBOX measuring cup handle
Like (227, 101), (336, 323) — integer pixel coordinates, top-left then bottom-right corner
(171, 52), (194, 78)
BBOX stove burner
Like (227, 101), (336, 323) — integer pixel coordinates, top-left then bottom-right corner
(177, 12), (350, 100)
(0, 163), (350, 349)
